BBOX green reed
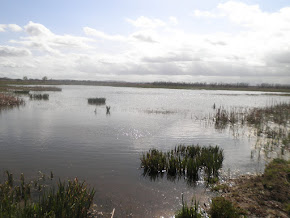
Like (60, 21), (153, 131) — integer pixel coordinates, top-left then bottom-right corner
(0, 171), (95, 218)
(175, 195), (201, 218)
(140, 145), (224, 183)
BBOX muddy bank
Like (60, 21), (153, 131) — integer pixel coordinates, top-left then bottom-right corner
(215, 159), (289, 217)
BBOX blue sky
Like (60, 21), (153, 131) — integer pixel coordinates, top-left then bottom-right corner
(1, 0), (290, 84)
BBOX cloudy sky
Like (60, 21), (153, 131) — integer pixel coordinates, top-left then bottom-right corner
(0, 0), (290, 84)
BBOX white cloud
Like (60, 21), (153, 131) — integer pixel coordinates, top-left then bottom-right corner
(83, 27), (125, 41)
(126, 16), (166, 29)
(169, 16), (178, 25)
(8, 24), (22, 32)
(0, 24), (7, 32)
(0, 24), (22, 32)
(10, 21), (94, 54)
(0, 46), (31, 57)
(0, 3), (290, 84)
(193, 10), (220, 18)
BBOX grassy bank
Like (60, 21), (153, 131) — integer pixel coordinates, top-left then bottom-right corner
(177, 158), (289, 217)
(0, 84), (61, 92)
(213, 158), (290, 217)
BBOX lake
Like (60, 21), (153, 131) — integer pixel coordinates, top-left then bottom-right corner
(0, 85), (289, 217)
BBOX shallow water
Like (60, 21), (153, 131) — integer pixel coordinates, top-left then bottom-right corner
(0, 86), (289, 217)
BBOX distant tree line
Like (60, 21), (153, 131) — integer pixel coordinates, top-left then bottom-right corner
(151, 81), (290, 89)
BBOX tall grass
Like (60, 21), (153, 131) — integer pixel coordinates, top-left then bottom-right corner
(0, 171), (95, 217)
(140, 145), (224, 183)
(175, 195), (202, 218)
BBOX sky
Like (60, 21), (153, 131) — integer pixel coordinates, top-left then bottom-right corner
(0, 0), (290, 84)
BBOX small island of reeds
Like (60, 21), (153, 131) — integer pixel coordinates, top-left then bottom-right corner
(29, 94), (49, 100)
(88, 97), (106, 105)
(141, 145), (224, 183)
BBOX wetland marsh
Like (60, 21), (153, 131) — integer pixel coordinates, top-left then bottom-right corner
(0, 85), (289, 217)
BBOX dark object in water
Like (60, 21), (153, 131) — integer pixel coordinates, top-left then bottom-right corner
(29, 94), (49, 100)
(106, 106), (110, 114)
(88, 98), (106, 105)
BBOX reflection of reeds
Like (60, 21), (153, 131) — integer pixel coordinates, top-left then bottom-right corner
(0, 93), (24, 107)
(0, 171), (95, 217)
(29, 94), (49, 100)
(88, 98), (106, 105)
(140, 145), (224, 183)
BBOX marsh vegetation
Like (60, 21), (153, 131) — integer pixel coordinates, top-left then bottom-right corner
(0, 93), (24, 108)
(141, 145), (224, 183)
(0, 85), (62, 93)
(212, 102), (290, 159)
(0, 171), (95, 218)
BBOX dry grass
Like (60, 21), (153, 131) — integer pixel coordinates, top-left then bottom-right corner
(0, 93), (24, 107)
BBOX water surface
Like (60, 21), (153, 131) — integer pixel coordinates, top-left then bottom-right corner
(0, 86), (289, 217)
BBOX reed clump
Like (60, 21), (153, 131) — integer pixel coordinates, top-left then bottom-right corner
(0, 93), (24, 107)
(140, 145), (224, 183)
(213, 107), (244, 129)
(29, 94), (49, 100)
(88, 98), (106, 105)
(0, 171), (95, 217)
(175, 195), (202, 218)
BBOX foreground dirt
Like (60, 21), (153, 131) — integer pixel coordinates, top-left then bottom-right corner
(218, 159), (290, 217)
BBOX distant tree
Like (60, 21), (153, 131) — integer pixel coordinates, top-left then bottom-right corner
(23, 76), (28, 80)
(42, 76), (48, 81)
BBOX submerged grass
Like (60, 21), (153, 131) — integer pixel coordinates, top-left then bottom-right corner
(88, 98), (106, 105)
(140, 145), (224, 183)
(29, 94), (49, 100)
(0, 171), (95, 217)
(212, 102), (290, 158)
